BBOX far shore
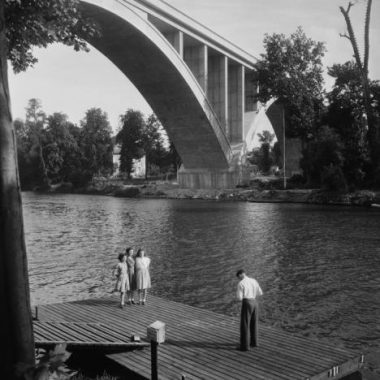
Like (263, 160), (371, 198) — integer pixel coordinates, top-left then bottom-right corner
(36, 178), (380, 208)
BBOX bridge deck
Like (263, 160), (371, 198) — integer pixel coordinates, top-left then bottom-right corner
(35, 295), (362, 380)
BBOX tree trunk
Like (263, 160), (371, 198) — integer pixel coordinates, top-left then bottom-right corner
(0, 2), (35, 378)
(340, 0), (379, 170)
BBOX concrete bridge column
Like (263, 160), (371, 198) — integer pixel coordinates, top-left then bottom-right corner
(208, 55), (229, 135)
(245, 70), (258, 112)
(228, 64), (245, 143)
(164, 30), (184, 58)
(184, 44), (208, 94)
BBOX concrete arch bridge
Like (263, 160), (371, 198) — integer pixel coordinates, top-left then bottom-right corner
(80, 0), (269, 188)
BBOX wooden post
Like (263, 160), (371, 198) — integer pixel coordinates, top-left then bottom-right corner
(0, 2), (35, 378)
(147, 320), (165, 380)
(151, 340), (158, 380)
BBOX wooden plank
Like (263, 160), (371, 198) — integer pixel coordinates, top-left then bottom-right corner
(34, 296), (362, 380)
(41, 296), (362, 380)
(35, 340), (148, 349)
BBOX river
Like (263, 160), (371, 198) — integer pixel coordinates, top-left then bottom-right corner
(22, 192), (380, 366)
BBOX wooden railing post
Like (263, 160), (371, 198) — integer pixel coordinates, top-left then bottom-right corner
(147, 321), (165, 380)
(151, 340), (158, 380)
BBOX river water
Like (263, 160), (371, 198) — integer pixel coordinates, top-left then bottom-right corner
(22, 192), (380, 361)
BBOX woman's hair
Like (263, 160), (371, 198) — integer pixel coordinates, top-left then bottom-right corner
(125, 247), (133, 255)
(136, 249), (144, 257)
(118, 253), (125, 262)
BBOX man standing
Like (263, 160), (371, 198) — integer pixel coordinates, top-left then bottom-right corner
(236, 269), (263, 351)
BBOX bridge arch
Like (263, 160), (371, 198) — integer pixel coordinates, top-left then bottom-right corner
(265, 100), (303, 176)
(79, 0), (231, 171)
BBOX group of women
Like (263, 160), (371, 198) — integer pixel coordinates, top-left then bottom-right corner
(113, 247), (151, 308)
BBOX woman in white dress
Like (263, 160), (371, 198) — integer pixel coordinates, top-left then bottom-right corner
(135, 249), (151, 305)
(113, 253), (130, 308)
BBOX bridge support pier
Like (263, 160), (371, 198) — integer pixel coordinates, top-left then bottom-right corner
(177, 166), (248, 189)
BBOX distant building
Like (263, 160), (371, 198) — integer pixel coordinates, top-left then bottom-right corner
(112, 144), (146, 178)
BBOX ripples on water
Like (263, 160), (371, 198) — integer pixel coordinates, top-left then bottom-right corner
(22, 192), (380, 357)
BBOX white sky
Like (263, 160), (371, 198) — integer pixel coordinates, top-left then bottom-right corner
(8, 0), (380, 132)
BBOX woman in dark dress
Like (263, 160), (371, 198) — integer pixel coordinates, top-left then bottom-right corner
(126, 247), (136, 304)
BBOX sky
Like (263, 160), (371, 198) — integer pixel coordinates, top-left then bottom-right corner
(8, 0), (380, 132)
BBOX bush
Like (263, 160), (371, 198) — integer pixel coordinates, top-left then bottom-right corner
(287, 174), (306, 188)
(113, 186), (140, 198)
(321, 165), (348, 192)
(72, 372), (117, 380)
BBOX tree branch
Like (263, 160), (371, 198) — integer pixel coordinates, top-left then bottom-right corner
(363, 0), (372, 75)
(339, 33), (350, 40)
(340, 3), (363, 70)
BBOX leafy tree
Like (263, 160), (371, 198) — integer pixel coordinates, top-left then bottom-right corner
(80, 108), (114, 179)
(143, 114), (167, 179)
(326, 62), (373, 186)
(5, 0), (98, 73)
(117, 109), (146, 178)
(339, 0), (380, 170)
(258, 130), (275, 145)
(255, 27), (326, 138)
(300, 126), (345, 187)
(247, 131), (276, 174)
(24, 98), (49, 188)
(167, 140), (182, 173)
(44, 113), (80, 184)
(14, 118), (38, 189)
(0, 2), (98, 377)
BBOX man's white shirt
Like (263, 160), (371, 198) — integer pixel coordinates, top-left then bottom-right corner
(237, 276), (263, 301)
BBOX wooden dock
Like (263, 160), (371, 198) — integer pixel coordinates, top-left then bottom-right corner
(34, 295), (363, 380)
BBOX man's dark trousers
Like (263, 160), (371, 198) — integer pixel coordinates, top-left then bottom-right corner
(240, 298), (258, 351)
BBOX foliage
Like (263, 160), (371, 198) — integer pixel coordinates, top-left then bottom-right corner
(167, 140), (182, 172)
(15, 101), (115, 189)
(255, 27), (326, 138)
(5, 0), (99, 73)
(300, 126), (345, 187)
(258, 130), (275, 145)
(17, 344), (76, 380)
(339, 0), (380, 175)
(80, 108), (114, 178)
(24, 98), (49, 187)
(326, 61), (372, 186)
(143, 114), (167, 178)
(72, 373), (117, 380)
(247, 130), (277, 174)
(44, 113), (81, 184)
(116, 109), (146, 178)
(320, 165), (348, 192)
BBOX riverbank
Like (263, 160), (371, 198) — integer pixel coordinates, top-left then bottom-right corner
(50, 180), (380, 207)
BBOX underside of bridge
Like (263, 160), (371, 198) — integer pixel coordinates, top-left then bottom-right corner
(80, 0), (259, 188)
(266, 101), (303, 176)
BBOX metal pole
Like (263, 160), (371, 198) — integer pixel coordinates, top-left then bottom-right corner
(283, 106), (287, 189)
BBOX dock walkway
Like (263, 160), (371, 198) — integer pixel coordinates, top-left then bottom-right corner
(35, 295), (362, 380)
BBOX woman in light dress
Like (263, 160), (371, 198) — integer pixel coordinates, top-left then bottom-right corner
(135, 248), (151, 305)
(125, 247), (136, 304)
(113, 253), (130, 308)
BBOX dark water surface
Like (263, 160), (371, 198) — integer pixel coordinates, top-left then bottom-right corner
(23, 192), (380, 358)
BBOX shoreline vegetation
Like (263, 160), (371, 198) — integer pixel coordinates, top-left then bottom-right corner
(39, 178), (380, 208)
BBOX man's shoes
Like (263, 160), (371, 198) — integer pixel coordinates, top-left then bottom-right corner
(236, 345), (249, 351)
